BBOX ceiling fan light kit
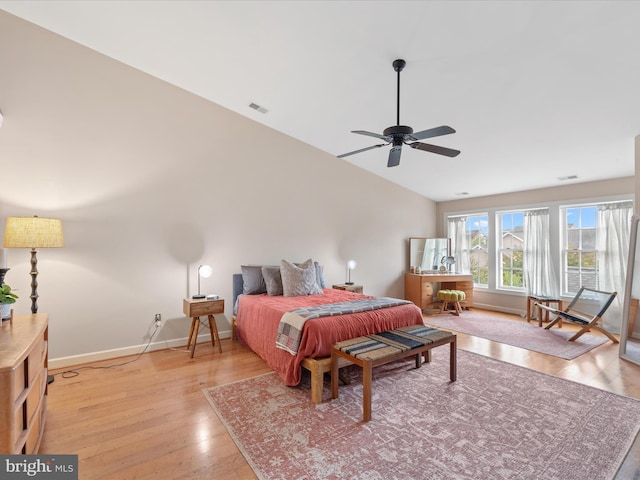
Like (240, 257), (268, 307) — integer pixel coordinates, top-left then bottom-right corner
(339, 59), (460, 167)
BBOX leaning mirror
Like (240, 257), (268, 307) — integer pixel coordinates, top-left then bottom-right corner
(620, 214), (640, 366)
(409, 238), (451, 272)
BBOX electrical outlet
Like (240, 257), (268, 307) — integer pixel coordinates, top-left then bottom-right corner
(154, 313), (162, 327)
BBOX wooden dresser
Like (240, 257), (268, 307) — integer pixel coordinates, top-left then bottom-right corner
(405, 273), (474, 311)
(0, 314), (48, 454)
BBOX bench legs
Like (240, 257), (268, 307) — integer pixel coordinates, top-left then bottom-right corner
(331, 336), (457, 422)
(362, 362), (373, 421)
(450, 337), (457, 382)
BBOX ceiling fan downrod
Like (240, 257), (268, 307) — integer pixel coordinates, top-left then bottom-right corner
(384, 59), (413, 138)
(393, 59), (405, 127)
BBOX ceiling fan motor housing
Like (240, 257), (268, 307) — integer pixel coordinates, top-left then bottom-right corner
(383, 125), (413, 137)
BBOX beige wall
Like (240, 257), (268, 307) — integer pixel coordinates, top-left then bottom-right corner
(437, 177), (634, 313)
(0, 12), (437, 366)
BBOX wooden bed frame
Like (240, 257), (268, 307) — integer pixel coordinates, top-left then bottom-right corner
(231, 315), (351, 403)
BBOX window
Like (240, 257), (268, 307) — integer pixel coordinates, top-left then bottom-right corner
(468, 215), (489, 286)
(563, 205), (598, 293)
(498, 212), (524, 289)
(449, 214), (489, 286)
(446, 198), (631, 299)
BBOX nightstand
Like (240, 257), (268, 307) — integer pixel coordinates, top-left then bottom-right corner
(332, 284), (363, 294)
(183, 298), (224, 358)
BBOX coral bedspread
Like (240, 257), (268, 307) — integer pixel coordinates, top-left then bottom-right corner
(236, 288), (424, 386)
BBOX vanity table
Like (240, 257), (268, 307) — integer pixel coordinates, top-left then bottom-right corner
(405, 237), (474, 311)
(405, 272), (474, 311)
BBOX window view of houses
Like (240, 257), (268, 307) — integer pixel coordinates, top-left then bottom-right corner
(448, 201), (631, 296)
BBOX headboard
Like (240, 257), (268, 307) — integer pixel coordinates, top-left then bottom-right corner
(232, 273), (244, 315)
(232, 263), (326, 315)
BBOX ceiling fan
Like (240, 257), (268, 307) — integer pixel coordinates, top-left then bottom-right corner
(338, 59), (460, 167)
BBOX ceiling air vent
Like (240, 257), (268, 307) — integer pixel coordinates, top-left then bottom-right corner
(558, 175), (578, 181)
(249, 102), (268, 114)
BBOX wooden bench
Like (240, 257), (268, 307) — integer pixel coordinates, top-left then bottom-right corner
(331, 325), (457, 422)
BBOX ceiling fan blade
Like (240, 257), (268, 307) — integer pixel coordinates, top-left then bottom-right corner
(408, 125), (456, 142)
(337, 143), (387, 158)
(387, 145), (402, 167)
(410, 142), (461, 157)
(352, 130), (393, 142)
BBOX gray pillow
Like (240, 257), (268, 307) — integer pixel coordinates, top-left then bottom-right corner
(241, 265), (267, 295)
(261, 265), (283, 296)
(281, 258), (323, 296)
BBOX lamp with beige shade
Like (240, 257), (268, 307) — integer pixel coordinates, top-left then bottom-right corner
(3, 216), (64, 314)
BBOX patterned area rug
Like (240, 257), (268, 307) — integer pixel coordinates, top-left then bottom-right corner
(204, 349), (640, 480)
(425, 311), (609, 359)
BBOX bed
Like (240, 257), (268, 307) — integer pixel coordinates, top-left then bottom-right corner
(233, 260), (425, 403)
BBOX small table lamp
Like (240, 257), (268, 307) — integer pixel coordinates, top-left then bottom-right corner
(193, 264), (213, 299)
(3, 216), (64, 313)
(346, 259), (357, 285)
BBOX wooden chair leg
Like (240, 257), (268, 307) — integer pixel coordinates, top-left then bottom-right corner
(454, 301), (462, 316)
(544, 316), (563, 330)
(569, 324), (619, 344)
(536, 303), (544, 327)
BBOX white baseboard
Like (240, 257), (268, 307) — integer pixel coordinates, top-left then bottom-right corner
(49, 329), (232, 370)
(471, 302), (526, 318)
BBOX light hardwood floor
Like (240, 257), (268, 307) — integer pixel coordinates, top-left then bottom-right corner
(41, 310), (640, 479)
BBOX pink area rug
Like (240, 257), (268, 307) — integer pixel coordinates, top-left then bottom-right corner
(204, 349), (640, 480)
(425, 311), (609, 359)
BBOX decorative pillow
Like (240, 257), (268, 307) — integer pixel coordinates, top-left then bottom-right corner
(241, 265), (267, 295)
(261, 265), (283, 296)
(280, 258), (323, 296)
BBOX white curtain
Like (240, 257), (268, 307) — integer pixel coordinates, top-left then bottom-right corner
(523, 209), (559, 298)
(597, 201), (633, 332)
(448, 216), (470, 274)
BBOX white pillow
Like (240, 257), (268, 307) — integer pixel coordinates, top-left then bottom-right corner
(280, 258), (323, 296)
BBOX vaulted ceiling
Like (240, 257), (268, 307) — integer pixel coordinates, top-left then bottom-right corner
(2, 1), (640, 201)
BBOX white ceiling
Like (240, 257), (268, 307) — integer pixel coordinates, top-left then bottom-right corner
(2, 0), (640, 201)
